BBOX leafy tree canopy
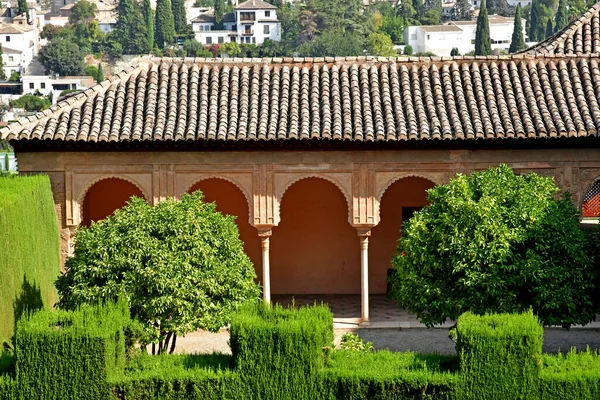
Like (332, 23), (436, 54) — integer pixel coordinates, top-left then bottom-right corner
(366, 32), (396, 56)
(69, 0), (98, 25)
(56, 192), (260, 353)
(9, 94), (51, 112)
(389, 164), (599, 328)
(296, 30), (364, 56)
(38, 38), (84, 76)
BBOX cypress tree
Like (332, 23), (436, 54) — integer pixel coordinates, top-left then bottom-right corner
(143, 0), (154, 49)
(555, 0), (568, 33)
(17, 0), (30, 23)
(0, 44), (5, 81)
(529, 0), (538, 41)
(117, 0), (150, 54)
(214, 0), (224, 30)
(509, 4), (526, 53)
(155, 0), (175, 47)
(97, 63), (104, 82)
(545, 18), (553, 38)
(475, 0), (491, 56)
(171, 0), (187, 34)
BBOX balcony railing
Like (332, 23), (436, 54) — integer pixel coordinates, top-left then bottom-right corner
(242, 30), (254, 36)
(240, 16), (255, 21)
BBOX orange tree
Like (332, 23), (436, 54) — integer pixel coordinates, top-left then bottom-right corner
(389, 164), (599, 328)
(56, 191), (260, 353)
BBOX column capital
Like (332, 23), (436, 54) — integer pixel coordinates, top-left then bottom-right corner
(354, 224), (375, 237)
(255, 225), (274, 237)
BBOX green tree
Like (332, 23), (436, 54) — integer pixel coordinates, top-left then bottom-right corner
(529, 0), (557, 41)
(555, 0), (568, 32)
(420, 9), (441, 25)
(214, 0), (225, 30)
(380, 15), (404, 44)
(56, 192), (260, 354)
(69, 0), (97, 25)
(475, 0), (491, 56)
(366, 32), (396, 56)
(96, 63), (104, 82)
(454, 0), (473, 21)
(17, 0), (30, 24)
(155, 0), (176, 47)
(389, 165), (599, 328)
(0, 44), (5, 81)
(296, 31), (364, 56)
(450, 47), (460, 56)
(219, 41), (241, 56)
(38, 39), (84, 76)
(83, 64), (98, 80)
(117, 0), (150, 54)
(509, 4), (526, 53)
(412, 0), (423, 16)
(143, 0), (154, 50)
(9, 94), (51, 112)
(399, 0), (417, 22)
(545, 18), (553, 38)
(403, 44), (413, 55)
(487, 0), (498, 14)
(171, 0), (187, 34)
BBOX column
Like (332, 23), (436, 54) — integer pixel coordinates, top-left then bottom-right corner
(258, 230), (272, 304)
(358, 230), (370, 323)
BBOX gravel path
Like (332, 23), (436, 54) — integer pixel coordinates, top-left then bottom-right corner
(174, 327), (600, 356)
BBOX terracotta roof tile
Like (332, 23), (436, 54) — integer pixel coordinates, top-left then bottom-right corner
(6, 56), (600, 144)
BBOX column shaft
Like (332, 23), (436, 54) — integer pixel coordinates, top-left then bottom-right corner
(261, 236), (271, 304)
(360, 235), (369, 323)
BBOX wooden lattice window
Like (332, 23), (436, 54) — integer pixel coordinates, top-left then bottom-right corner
(582, 181), (600, 218)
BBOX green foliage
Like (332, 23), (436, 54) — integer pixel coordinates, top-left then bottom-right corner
(539, 348), (600, 399)
(475, 0), (491, 56)
(380, 15), (404, 44)
(8, 72), (20, 83)
(69, 0), (97, 25)
(39, 38), (84, 76)
(230, 302), (333, 399)
(337, 332), (373, 353)
(545, 18), (553, 38)
(450, 47), (460, 56)
(219, 41), (241, 56)
(323, 350), (458, 399)
(455, 311), (543, 399)
(9, 95), (51, 112)
(214, 0), (225, 30)
(116, 0), (150, 54)
(0, 45), (5, 81)
(529, 0), (557, 41)
(389, 164), (599, 328)
(17, 0), (29, 24)
(454, 0), (473, 20)
(40, 24), (64, 40)
(509, 4), (526, 53)
(171, 0), (187, 34)
(15, 301), (130, 399)
(182, 39), (212, 57)
(155, 0), (176, 47)
(143, 0), (154, 52)
(97, 63), (104, 82)
(296, 31), (364, 57)
(403, 44), (413, 55)
(365, 32), (396, 56)
(100, 32), (124, 59)
(56, 191), (260, 353)
(420, 9), (442, 25)
(0, 176), (60, 341)
(555, 0), (568, 32)
(83, 64), (98, 80)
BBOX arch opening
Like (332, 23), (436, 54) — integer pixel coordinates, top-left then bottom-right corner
(582, 180), (600, 219)
(81, 177), (145, 227)
(370, 176), (436, 293)
(271, 177), (359, 294)
(187, 178), (262, 283)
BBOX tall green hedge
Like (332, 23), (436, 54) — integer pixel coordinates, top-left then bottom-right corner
(456, 311), (543, 399)
(0, 175), (60, 341)
(230, 302), (333, 400)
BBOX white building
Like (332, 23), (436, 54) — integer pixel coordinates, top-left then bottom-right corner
(0, 20), (37, 77)
(192, 0), (281, 46)
(22, 75), (94, 100)
(404, 15), (526, 56)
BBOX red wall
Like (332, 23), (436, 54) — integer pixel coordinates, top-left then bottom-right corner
(188, 179), (262, 282)
(369, 177), (435, 293)
(271, 178), (360, 294)
(82, 178), (144, 227)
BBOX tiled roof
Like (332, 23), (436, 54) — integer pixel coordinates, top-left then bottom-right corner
(526, 2), (600, 55)
(0, 23), (34, 33)
(191, 13), (216, 23)
(419, 25), (463, 32)
(5, 55), (600, 145)
(235, 0), (277, 10)
(1, 46), (21, 54)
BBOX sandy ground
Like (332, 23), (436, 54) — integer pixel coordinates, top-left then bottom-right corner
(174, 327), (600, 356)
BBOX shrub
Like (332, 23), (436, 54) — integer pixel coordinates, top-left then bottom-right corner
(403, 44), (413, 55)
(539, 348), (600, 399)
(56, 191), (260, 354)
(0, 175), (60, 341)
(455, 311), (543, 399)
(337, 332), (373, 353)
(8, 95), (51, 112)
(15, 301), (130, 400)
(230, 302), (333, 400)
(389, 164), (598, 328)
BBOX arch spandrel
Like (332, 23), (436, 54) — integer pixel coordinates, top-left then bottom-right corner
(375, 172), (446, 203)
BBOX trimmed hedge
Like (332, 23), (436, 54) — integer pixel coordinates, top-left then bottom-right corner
(539, 348), (600, 399)
(0, 175), (61, 341)
(455, 311), (543, 399)
(230, 302), (333, 400)
(322, 350), (458, 399)
(15, 301), (130, 400)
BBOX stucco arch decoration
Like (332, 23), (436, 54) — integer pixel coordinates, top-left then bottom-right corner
(75, 174), (151, 226)
(376, 173), (443, 203)
(277, 174), (353, 225)
(182, 175), (254, 225)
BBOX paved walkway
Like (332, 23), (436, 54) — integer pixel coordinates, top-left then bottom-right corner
(174, 294), (600, 356)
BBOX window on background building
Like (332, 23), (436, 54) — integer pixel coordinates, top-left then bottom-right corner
(265, 11), (270, 17)
(198, 26), (204, 31)
(427, 35), (430, 40)
(8, 56), (13, 62)
(29, 83), (34, 89)
(218, 36), (224, 44)
(252, 37), (256, 43)
(6, 36), (10, 42)
(264, 25), (269, 34)
(246, 37), (250, 43)
(41, 83), (45, 89)
(206, 37), (212, 44)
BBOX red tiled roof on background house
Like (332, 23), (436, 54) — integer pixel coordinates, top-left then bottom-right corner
(234, 0), (277, 10)
(3, 55), (600, 148)
(525, 2), (600, 55)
